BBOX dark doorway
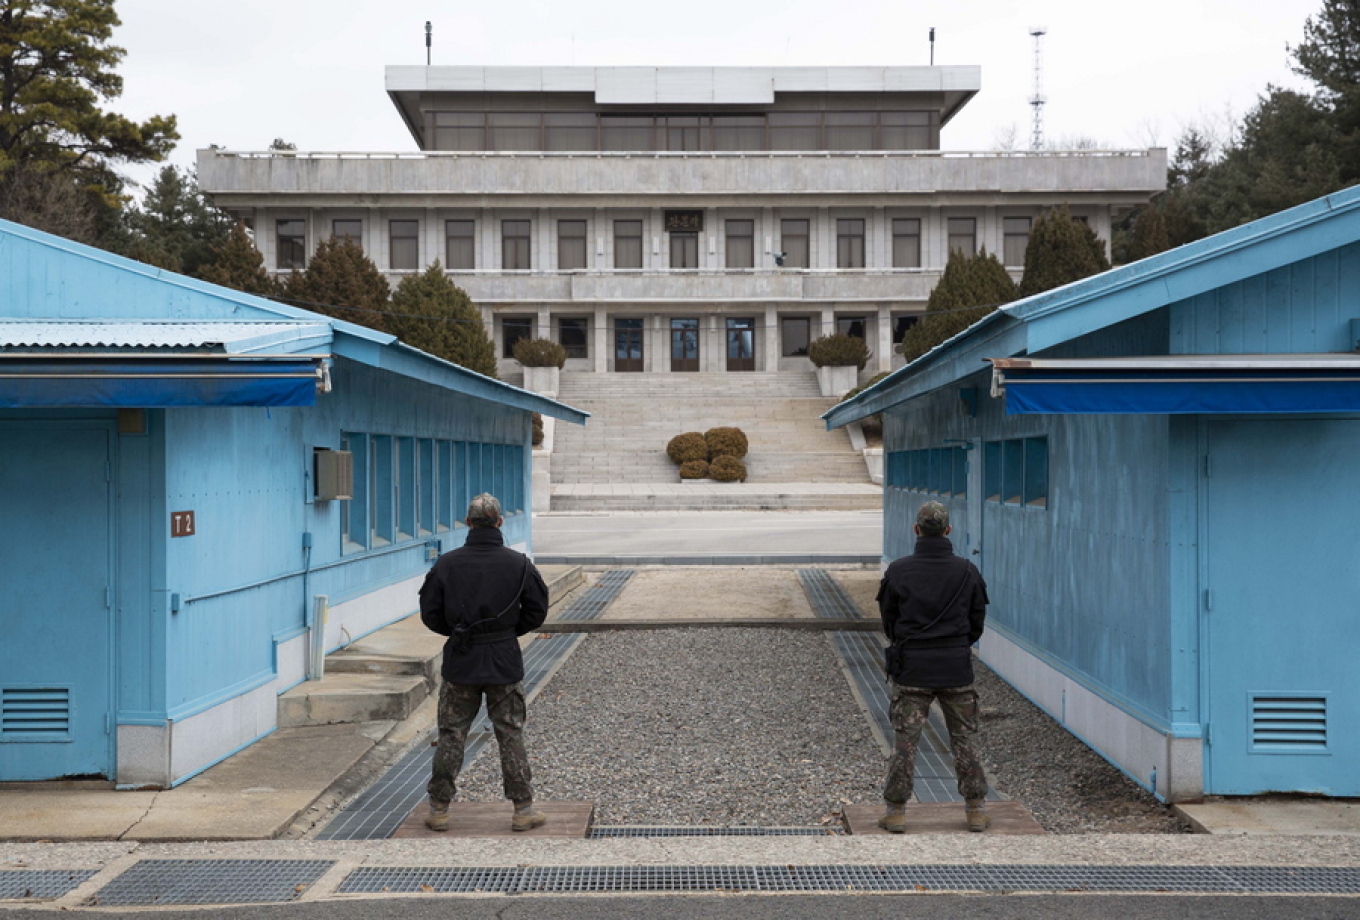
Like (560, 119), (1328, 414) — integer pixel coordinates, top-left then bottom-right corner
(671, 318), (700, 372)
(726, 317), (756, 372)
(615, 318), (644, 372)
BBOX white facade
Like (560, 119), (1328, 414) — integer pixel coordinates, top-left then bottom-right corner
(198, 66), (1166, 378)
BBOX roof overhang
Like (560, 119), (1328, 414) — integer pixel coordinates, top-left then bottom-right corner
(990, 355), (1360, 415)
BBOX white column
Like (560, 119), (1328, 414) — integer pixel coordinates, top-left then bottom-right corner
(593, 306), (609, 373)
(763, 303), (779, 373)
(876, 303), (894, 373)
(819, 307), (836, 341)
(536, 306), (552, 342)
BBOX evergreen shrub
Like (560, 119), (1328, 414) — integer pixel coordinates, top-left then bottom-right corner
(531, 413), (544, 447)
(704, 426), (749, 459)
(679, 459), (709, 479)
(666, 432), (709, 464)
(709, 455), (748, 482)
(806, 333), (869, 369)
(512, 337), (567, 368)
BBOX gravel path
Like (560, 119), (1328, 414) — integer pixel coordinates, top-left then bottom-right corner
(457, 628), (883, 825)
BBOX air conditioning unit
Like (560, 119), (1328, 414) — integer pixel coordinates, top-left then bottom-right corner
(314, 448), (353, 501)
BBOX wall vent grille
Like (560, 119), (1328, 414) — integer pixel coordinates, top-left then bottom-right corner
(1251, 696), (1327, 750)
(1, 687), (71, 739)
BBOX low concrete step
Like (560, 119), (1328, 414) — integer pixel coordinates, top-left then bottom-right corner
(278, 672), (429, 728)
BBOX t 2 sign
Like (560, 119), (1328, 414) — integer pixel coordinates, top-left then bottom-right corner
(171, 511), (196, 538)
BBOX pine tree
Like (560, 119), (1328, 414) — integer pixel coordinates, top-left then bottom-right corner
(0, 1), (177, 188)
(901, 248), (1018, 362)
(118, 166), (231, 274)
(1291, 0), (1360, 183)
(387, 263), (498, 378)
(279, 237), (390, 331)
(197, 222), (276, 296)
(1018, 205), (1111, 297)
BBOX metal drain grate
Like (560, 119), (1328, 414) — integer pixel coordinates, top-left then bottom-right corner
(797, 569), (865, 619)
(317, 633), (585, 840)
(588, 826), (844, 838)
(554, 569), (635, 621)
(335, 864), (1360, 895)
(88, 860), (333, 906)
(0, 869), (95, 900)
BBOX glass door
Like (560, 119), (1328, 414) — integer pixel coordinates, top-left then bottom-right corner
(615, 318), (644, 372)
(726, 317), (756, 372)
(670, 318), (700, 372)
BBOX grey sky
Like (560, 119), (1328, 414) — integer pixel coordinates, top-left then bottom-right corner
(112, 0), (1322, 191)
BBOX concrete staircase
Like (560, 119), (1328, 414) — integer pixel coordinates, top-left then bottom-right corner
(547, 372), (878, 511)
(276, 565), (584, 728)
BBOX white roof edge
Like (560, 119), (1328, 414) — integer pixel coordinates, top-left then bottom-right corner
(385, 65), (982, 96)
(993, 354), (1360, 371)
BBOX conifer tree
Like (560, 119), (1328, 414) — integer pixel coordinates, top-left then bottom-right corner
(279, 237), (390, 332)
(901, 248), (1018, 362)
(197, 222), (276, 296)
(118, 166), (230, 274)
(1018, 205), (1111, 297)
(387, 263), (498, 378)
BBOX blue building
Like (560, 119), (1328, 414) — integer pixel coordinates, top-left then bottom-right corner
(826, 186), (1360, 801)
(0, 219), (586, 787)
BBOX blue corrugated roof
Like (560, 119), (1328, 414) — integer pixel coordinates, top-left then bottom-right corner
(0, 320), (332, 354)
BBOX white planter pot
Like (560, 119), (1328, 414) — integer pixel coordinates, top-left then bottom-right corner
(522, 365), (560, 397)
(816, 364), (859, 398)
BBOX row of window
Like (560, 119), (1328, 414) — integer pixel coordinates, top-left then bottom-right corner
(885, 437), (1048, 508)
(339, 435), (524, 554)
(498, 314), (920, 361)
(275, 216), (1037, 272)
(430, 110), (937, 153)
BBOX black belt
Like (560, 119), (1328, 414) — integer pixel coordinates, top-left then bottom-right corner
(470, 629), (518, 646)
(898, 637), (970, 649)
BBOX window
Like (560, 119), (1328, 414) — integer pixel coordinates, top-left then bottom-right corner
(662, 115), (703, 151)
(892, 314), (919, 342)
(711, 116), (765, 150)
(502, 316), (533, 359)
(341, 433), (367, 553)
(332, 219), (362, 249)
(892, 218), (921, 268)
(437, 440), (454, 532)
(725, 219), (754, 269)
(396, 437), (416, 540)
(276, 219), (305, 269)
(780, 219), (809, 268)
(544, 113), (596, 151)
(390, 220), (418, 270)
(502, 220), (531, 270)
(602, 116), (655, 151)
(884, 446), (968, 497)
(433, 112), (485, 150)
(417, 439), (435, 537)
(558, 219), (587, 270)
(371, 436), (393, 546)
(880, 111), (932, 150)
(984, 436), (1048, 507)
(836, 316), (867, 339)
(670, 231), (698, 268)
(781, 317), (811, 356)
(948, 217), (976, 257)
(837, 219), (865, 268)
(768, 112), (820, 150)
(825, 112), (875, 150)
(1003, 217), (1031, 267)
(614, 220), (643, 269)
(559, 317), (588, 359)
(445, 220), (475, 270)
(488, 113), (540, 150)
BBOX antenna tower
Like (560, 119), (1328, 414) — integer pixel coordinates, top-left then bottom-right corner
(1029, 26), (1046, 150)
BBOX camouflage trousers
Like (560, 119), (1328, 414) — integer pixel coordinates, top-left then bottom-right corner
(883, 683), (989, 804)
(427, 681), (533, 806)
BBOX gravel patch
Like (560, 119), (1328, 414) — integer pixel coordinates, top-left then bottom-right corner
(972, 660), (1192, 835)
(456, 628), (883, 825)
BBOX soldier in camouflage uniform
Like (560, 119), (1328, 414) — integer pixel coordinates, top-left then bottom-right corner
(876, 501), (991, 832)
(419, 494), (549, 832)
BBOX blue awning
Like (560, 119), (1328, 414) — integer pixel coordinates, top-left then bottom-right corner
(0, 359), (325, 408)
(991, 355), (1360, 415)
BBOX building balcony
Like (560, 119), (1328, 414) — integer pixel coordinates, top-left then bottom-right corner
(199, 148), (1167, 208)
(426, 267), (944, 306)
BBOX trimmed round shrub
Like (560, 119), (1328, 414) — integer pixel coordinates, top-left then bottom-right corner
(512, 336), (567, 368)
(704, 426), (748, 459)
(709, 455), (747, 482)
(666, 431), (708, 464)
(806, 333), (869, 370)
(531, 412), (544, 447)
(679, 459), (709, 480)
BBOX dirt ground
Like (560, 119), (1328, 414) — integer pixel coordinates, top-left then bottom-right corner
(829, 569), (882, 618)
(598, 566), (817, 619)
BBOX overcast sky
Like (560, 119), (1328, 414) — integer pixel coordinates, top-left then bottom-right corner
(111, 0), (1322, 191)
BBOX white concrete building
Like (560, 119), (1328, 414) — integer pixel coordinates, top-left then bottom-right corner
(198, 66), (1166, 379)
